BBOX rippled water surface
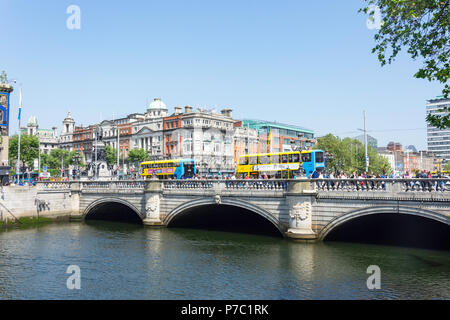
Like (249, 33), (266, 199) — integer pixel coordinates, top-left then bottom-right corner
(0, 222), (449, 299)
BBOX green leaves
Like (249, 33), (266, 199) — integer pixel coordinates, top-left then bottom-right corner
(128, 148), (149, 164)
(361, 0), (450, 127)
(9, 134), (39, 168)
(314, 134), (391, 175)
(0, 71), (7, 83)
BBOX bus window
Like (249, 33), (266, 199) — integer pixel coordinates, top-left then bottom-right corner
(259, 155), (270, 164)
(270, 154), (280, 164)
(239, 157), (248, 165)
(249, 156), (258, 165)
(289, 153), (300, 163)
(281, 154), (288, 163)
(301, 153), (312, 162)
(315, 151), (324, 163)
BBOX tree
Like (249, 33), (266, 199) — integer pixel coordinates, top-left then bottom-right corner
(9, 134), (39, 169)
(128, 148), (149, 164)
(105, 145), (126, 166)
(314, 134), (391, 175)
(39, 149), (85, 176)
(444, 162), (450, 171)
(0, 70), (7, 83)
(361, 0), (450, 128)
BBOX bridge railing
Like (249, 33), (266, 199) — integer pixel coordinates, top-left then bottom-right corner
(36, 180), (146, 191)
(80, 181), (146, 190)
(162, 179), (288, 191)
(36, 181), (71, 190)
(310, 178), (450, 193)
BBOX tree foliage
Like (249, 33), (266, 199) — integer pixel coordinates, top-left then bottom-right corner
(444, 162), (450, 171)
(128, 148), (149, 164)
(105, 145), (125, 166)
(361, 0), (450, 128)
(40, 149), (84, 173)
(0, 70), (7, 83)
(314, 134), (391, 175)
(9, 134), (39, 168)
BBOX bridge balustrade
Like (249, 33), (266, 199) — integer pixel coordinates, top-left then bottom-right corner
(36, 182), (71, 190)
(161, 179), (288, 191)
(310, 178), (450, 193)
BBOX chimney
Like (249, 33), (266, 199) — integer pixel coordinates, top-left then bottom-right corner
(185, 105), (193, 113)
(174, 106), (182, 115)
(221, 108), (233, 118)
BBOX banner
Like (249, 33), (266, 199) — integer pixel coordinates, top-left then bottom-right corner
(0, 91), (10, 127)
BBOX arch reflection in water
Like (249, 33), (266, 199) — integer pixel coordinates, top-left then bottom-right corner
(167, 204), (283, 237)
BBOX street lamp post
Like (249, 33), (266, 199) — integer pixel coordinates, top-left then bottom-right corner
(116, 123), (120, 180)
(357, 110), (369, 173)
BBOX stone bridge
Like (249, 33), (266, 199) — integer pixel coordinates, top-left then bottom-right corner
(35, 178), (450, 242)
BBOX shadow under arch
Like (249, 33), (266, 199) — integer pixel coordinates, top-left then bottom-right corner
(84, 198), (144, 224)
(164, 197), (285, 237)
(320, 205), (450, 250)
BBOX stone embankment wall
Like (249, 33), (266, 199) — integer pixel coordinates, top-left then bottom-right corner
(0, 186), (73, 222)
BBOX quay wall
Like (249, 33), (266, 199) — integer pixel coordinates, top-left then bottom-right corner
(0, 186), (73, 221)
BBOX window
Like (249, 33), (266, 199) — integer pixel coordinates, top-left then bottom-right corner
(239, 157), (249, 165)
(315, 152), (324, 163)
(301, 153), (312, 162)
(259, 155), (270, 164)
(249, 156), (258, 165)
(281, 154), (288, 163)
(270, 154), (280, 164)
(289, 153), (299, 163)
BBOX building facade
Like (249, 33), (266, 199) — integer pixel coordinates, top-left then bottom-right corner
(51, 98), (317, 177)
(241, 119), (316, 154)
(21, 116), (59, 155)
(427, 97), (450, 162)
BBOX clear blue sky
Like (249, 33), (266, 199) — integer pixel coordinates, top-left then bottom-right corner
(1, 0), (443, 150)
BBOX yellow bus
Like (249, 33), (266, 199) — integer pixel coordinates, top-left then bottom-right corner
(236, 150), (325, 179)
(140, 158), (196, 179)
(431, 170), (450, 176)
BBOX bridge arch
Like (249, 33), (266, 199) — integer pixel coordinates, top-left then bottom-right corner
(164, 197), (285, 236)
(319, 205), (450, 241)
(83, 197), (144, 223)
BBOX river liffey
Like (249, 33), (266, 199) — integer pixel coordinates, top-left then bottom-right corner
(0, 221), (449, 300)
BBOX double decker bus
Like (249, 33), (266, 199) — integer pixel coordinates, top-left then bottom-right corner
(236, 150), (325, 179)
(140, 159), (196, 179)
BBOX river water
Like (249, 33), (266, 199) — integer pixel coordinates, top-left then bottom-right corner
(0, 221), (449, 300)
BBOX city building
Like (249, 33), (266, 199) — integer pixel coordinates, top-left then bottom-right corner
(233, 121), (258, 166)
(52, 98), (317, 177)
(241, 119), (316, 154)
(60, 112), (76, 151)
(20, 116), (59, 155)
(173, 106), (236, 175)
(427, 96), (450, 162)
(355, 134), (378, 150)
(387, 141), (402, 152)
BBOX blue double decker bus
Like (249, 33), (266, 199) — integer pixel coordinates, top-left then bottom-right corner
(301, 150), (325, 178)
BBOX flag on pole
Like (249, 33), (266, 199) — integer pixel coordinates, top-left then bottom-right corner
(18, 86), (22, 120)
